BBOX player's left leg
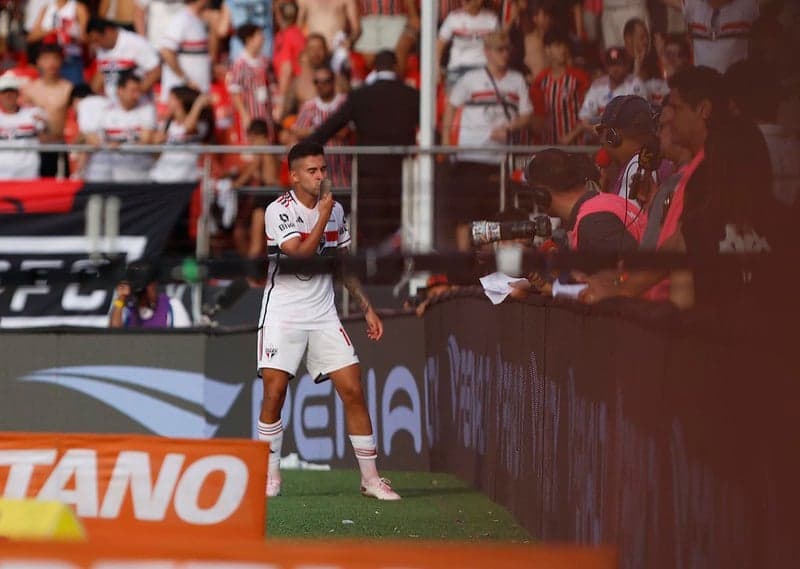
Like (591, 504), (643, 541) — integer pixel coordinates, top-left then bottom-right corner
(328, 363), (401, 501)
(308, 326), (401, 501)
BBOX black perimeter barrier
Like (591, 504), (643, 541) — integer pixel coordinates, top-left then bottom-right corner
(1, 286), (798, 568)
(423, 287), (799, 569)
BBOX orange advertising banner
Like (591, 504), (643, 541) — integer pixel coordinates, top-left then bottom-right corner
(0, 432), (268, 540)
(0, 538), (617, 568)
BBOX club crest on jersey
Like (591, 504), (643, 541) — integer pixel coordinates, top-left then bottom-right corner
(264, 345), (278, 360)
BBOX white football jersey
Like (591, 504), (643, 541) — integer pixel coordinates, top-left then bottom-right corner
(96, 29), (160, 102)
(438, 9), (499, 70)
(159, 6), (211, 102)
(100, 102), (156, 181)
(0, 106), (46, 179)
(578, 74), (647, 124)
(259, 191), (351, 330)
(683, 0), (758, 73)
(76, 95), (114, 181)
(449, 68), (533, 164)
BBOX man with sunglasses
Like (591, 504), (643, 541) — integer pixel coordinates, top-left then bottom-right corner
(290, 66), (351, 188)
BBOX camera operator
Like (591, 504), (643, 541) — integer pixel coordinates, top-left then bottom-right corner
(596, 95), (661, 204)
(527, 149), (648, 254)
(109, 261), (191, 328)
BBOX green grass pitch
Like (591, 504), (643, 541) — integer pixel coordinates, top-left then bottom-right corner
(266, 470), (531, 542)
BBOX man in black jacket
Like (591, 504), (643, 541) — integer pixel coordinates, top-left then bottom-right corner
(308, 50), (419, 249)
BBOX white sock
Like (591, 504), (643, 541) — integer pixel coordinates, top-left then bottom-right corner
(349, 434), (379, 483)
(257, 419), (283, 481)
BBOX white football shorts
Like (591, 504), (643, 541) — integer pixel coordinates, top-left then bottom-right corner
(257, 322), (359, 381)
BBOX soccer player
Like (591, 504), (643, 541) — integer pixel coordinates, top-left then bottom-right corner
(256, 141), (401, 501)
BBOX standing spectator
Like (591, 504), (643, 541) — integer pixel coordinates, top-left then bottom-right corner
(22, 44), (72, 177)
(150, 86), (213, 182)
(88, 18), (161, 102)
(291, 33), (330, 117)
(595, 94), (659, 201)
(27, 0), (89, 84)
(137, 0), (185, 46)
(623, 18), (669, 105)
(356, 0), (411, 58)
(660, 0), (758, 73)
(659, 32), (691, 79)
(159, 0), (213, 103)
(69, 82), (114, 181)
(217, 0), (273, 59)
(437, 0), (499, 90)
(227, 23), (273, 134)
(578, 47), (647, 133)
(298, 0), (360, 52)
(91, 72), (156, 181)
(530, 29), (590, 145)
(99, 0), (138, 31)
(309, 50), (418, 249)
(290, 65), (351, 187)
(508, 0), (554, 79)
(0, 73), (47, 179)
(441, 31), (532, 245)
(602, 0), (649, 48)
(273, 1), (305, 121)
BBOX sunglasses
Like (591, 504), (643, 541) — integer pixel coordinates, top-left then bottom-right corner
(313, 77), (334, 85)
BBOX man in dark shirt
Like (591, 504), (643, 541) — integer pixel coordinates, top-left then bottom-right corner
(526, 148), (647, 254)
(308, 50), (419, 249)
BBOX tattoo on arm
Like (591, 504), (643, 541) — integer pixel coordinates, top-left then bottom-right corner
(343, 274), (371, 313)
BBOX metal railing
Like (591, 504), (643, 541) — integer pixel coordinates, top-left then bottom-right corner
(0, 142), (598, 253)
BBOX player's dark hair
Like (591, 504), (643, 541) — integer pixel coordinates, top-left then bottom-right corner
(247, 118), (269, 137)
(288, 141), (325, 168)
(236, 23), (261, 44)
(87, 17), (116, 34)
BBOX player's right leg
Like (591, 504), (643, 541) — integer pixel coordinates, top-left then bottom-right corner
(257, 326), (307, 497)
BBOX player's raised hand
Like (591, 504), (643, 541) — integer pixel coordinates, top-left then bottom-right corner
(318, 191), (334, 221)
(365, 307), (384, 341)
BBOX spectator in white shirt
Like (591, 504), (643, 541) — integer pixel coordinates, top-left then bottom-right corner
(440, 30), (532, 248)
(578, 46), (647, 136)
(603, 0), (649, 48)
(69, 83), (114, 180)
(87, 18), (161, 102)
(438, 0), (500, 89)
(661, 0), (758, 73)
(0, 73), (48, 180)
(150, 86), (213, 182)
(88, 72), (156, 182)
(159, 0), (213, 103)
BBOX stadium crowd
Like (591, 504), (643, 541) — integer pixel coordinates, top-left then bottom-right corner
(0, 0), (797, 261)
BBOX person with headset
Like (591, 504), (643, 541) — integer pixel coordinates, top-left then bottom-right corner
(526, 149), (648, 255)
(596, 94), (661, 203)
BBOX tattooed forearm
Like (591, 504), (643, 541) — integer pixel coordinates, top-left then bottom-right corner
(343, 274), (372, 313)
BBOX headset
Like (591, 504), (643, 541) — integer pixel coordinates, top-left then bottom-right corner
(602, 95), (637, 148)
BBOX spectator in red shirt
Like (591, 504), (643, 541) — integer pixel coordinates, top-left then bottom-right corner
(273, 1), (306, 121)
(531, 29), (590, 145)
(227, 23), (273, 135)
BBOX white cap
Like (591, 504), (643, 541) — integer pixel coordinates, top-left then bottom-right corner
(0, 73), (22, 92)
